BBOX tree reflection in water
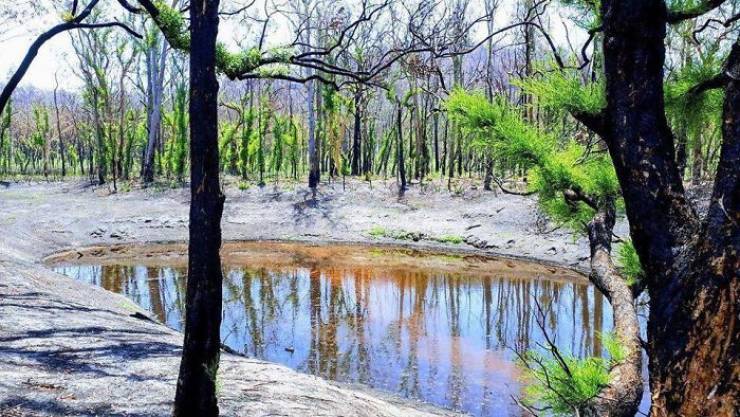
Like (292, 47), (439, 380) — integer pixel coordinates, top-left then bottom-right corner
(54, 246), (612, 417)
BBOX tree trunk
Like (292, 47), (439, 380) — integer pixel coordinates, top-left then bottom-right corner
(483, 153), (493, 191)
(397, 104), (406, 196)
(649, 40), (739, 417)
(691, 132), (704, 185)
(351, 91), (362, 176)
(53, 75), (66, 177)
(172, 1), (224, 416)
(92, 92), (107, 185)
(597, 2), (738, 415)
(142, 38), (168, 185)
(304, 4), (319, 192)
(582, 199), (643, 417)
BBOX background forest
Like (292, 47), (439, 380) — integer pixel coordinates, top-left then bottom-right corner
(0, 0), (737, 416)
(0, 0), (732, 197)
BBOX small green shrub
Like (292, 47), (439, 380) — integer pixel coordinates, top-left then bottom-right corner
(519, 332), (626, 415)
(616, 240), (644, 286)
(367, 225), (388, 238)
(435, 235), (464, 244)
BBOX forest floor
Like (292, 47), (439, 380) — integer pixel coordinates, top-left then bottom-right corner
(0, 177), (623, 417)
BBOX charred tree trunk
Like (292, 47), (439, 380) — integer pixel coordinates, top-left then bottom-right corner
(649, 40), (739, 417)
(351, 91), (362, 176)
(595, 2), (738, 415)
(172, 1), (225, 416)
(397, 104), (406, 197)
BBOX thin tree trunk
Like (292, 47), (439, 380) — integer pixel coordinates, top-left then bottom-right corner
(351, 90), (362, 176)
(397, 104), (406, 197)
(172, 1), (224, 416)
(53, 74), (66, 177)
(142, 39), (168, 184)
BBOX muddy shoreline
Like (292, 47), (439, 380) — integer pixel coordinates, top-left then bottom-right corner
(0, 178), (619, 416)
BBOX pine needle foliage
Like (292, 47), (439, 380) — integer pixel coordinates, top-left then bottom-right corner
(519, 332), (627, 416)
(616, 239), (644, 286)
(446, 89), (618, 230)
(665, 52), (725, 140)
(515, 69), (606, 116)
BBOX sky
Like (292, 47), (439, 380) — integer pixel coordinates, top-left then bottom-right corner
(0, 0), (586, 91)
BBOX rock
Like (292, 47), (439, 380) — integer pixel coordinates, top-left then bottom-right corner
(465, 224), (482, 231)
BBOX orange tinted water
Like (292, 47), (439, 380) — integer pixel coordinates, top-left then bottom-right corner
(51, 242), (610, 417)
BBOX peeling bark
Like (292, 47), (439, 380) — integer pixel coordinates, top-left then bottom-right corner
(582, 200), (643, 417)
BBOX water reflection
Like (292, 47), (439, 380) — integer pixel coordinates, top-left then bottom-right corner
(53, 244), (612, 417)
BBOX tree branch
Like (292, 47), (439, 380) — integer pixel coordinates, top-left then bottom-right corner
(667, 0), (728, 24)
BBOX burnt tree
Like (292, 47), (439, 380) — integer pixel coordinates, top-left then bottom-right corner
(573, 1), (739, 415)
(172, 0), (225, 416)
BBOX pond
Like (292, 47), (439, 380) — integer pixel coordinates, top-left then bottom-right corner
(50, 242), (612, 417)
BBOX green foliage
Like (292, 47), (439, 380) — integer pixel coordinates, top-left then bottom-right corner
(520, 352), (609, 415)
(515, 69), (606, 116)
(665, 52), (724, 140)
(271, 114), (286, 177)
(601, 331), (627, 364)
(616, 240), (644, 286)
(154, 1), (190, 50)
(31, 106), (50, 148)
(239, 107), (256, 179)
(558, 0), (601, 30)
(60, 11), (75, 23)
(666, 0), (715, 17)
(446, 89), (554, 166)
(216, 44), (260, 78)
(0, 100), (12, 173)
(219, 122), (239, 169)
(367, 225), (388, 238)
(446, 89), (619, 231)
(435, 235), (464, 244)
(520, 332), (625, 416)
(214, 45), (293, 79)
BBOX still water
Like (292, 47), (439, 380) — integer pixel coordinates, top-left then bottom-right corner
(51, 242), (611, 417)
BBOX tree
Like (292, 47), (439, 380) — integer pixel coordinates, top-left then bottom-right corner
(518, 1), (738, 414)
(448, 90), (643, 416)
(586, 3), (737, 414)
(171, 0), (224, 416)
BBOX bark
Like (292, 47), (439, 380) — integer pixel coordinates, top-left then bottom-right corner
(351, 91), (362, 176)
(650, 40), (739, 417)
(53, 76), (66, 177)
(91, 90), (107, 185)
(593, 2), (738, 415)
(433, 111), (440, 172)
(304, 1), (320, 192)
(483, 153), (493, 191)
(397, 104), (406, 196)
(172, 1), (224, 416)
(581, 200), (643, 417)
(142, 38), (168, 185)
(691, 132), (704, 185)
